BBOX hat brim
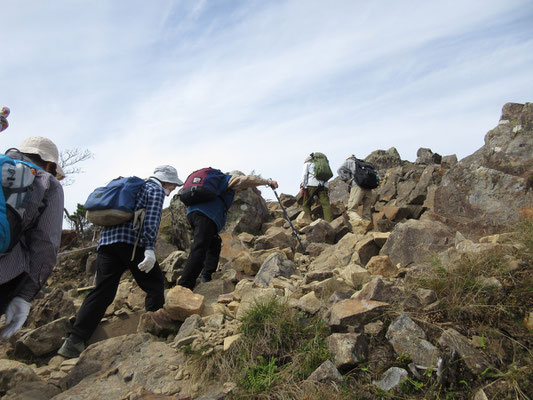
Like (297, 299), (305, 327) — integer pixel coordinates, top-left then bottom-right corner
(17, 143), (65, 180)
(55, 164), (66, 181)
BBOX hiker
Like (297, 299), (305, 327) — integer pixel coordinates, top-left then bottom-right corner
(58, 165), (183, 358)
(299, 153), (333, 223)
(177, 173), (278, 290)
(337, 155), (376, 223)
(0, 136), (65, 339)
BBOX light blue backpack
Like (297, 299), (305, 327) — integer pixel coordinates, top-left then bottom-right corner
(0, 150), (43, 253)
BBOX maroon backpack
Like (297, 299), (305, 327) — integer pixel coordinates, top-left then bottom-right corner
(178, 167), (228, 206)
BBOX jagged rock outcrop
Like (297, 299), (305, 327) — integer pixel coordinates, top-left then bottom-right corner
(429, 102), (533, 238)
(366, 147), (404, 174)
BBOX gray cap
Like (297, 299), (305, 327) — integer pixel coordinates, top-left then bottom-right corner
(152, 165), (183, 186)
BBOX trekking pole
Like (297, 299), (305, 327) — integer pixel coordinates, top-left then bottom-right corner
(270, 186), (308, 255)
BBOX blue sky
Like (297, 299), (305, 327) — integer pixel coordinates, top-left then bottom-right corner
(1, 0), (532, 216)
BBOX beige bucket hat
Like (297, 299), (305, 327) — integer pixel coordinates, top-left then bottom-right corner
(18, 136), (65, 180)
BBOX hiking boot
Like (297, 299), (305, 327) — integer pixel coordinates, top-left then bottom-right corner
(57, 336), (86, 358)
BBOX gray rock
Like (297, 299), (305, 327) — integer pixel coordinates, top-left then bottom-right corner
(386, 314), (439, 368)
(354, 278), (404, 304)
(160, 250), (189, 284)
(355, 236), (380, 267)
(306, 360), (343, 383)
(0, 360), (40, 394)
(254, 252), (296, 287)
(366, 147), (404, 175)
(59, 334), (185, 398)
(438, 328), (490, 374)
(17, 317), (71, 357)
(26, 288), (76, 329)
(416, 148), (442, 165)
(373, 367), (408, 391)
(380, 219), (455, 267)
(175, 314), (205, 344)
(441, 154), (458, 168)
(326, 333), (369, 371)
(301, 219), (336, 245)
(3, 381), (61, 400)
(194, 278), (235, 316)
(326, 298), (389, 330)
(254, 227), (296, 251)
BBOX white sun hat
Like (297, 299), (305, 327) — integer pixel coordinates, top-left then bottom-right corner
(18, 136), (65, 180)
(152, 165), (184, 186)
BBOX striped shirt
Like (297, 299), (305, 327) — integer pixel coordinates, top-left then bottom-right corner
(98, 179), (165, 250)
(0, 166), (64, 302)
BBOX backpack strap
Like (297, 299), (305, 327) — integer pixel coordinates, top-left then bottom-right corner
(130, 208), (146, 261)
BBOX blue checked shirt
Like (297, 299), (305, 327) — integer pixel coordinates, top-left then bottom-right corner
(98, 179), (165, 250)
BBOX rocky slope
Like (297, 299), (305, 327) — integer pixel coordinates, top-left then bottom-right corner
(0, 102), (532, 400)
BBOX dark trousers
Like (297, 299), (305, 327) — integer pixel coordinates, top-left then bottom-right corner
(71, 242), (165, 341)
(177, 212), (221, 290)
(0, 273), (27, 316)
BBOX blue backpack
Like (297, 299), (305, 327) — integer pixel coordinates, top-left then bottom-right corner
(1, 150), (43, 254)
(84, 176), (146, 226)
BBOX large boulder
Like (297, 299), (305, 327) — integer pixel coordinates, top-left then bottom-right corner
(462, 102), (533, 177)
(225, 171), (270, 234)
(429, 165), (532, 238)
(380, 218), (455, 267)
(366, 147), (404, 175)
(328, 177), (350, 205)
(428, 103), (533, 238)
(58, 334), (186, 398)
(168, 196), (193, 251)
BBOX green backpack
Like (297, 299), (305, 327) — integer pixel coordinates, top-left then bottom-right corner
(311, 152), (333, 181)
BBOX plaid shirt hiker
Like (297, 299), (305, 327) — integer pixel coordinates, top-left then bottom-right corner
(98, 179), (165, 250)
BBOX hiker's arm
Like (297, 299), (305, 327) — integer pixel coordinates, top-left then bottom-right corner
(227, 175), (277, 190)
(301, 163), (309, 188)
(141, 184), (165, 250)
(22, 178), (64, 301)
(337, 160), (353, 182)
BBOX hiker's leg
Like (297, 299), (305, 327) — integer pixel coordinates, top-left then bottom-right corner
(128, 245), (165, 312)
(70, 244), (126, 341)
(302, 186), (318, 219)
(178, 212), (217, 290)
(361, 189), (373, 221)
(318, 187), (333, 222)
(347, 185), (364, 211)
(201, 234), (222, 282)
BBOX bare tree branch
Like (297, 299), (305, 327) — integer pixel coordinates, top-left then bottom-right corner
(59, 148), (94, 186)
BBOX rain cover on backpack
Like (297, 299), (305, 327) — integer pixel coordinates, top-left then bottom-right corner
(0, 152), (41, 253)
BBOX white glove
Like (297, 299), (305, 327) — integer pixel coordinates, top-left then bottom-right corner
(138, 249), (156, 273)
(1, 297), (31, 339)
